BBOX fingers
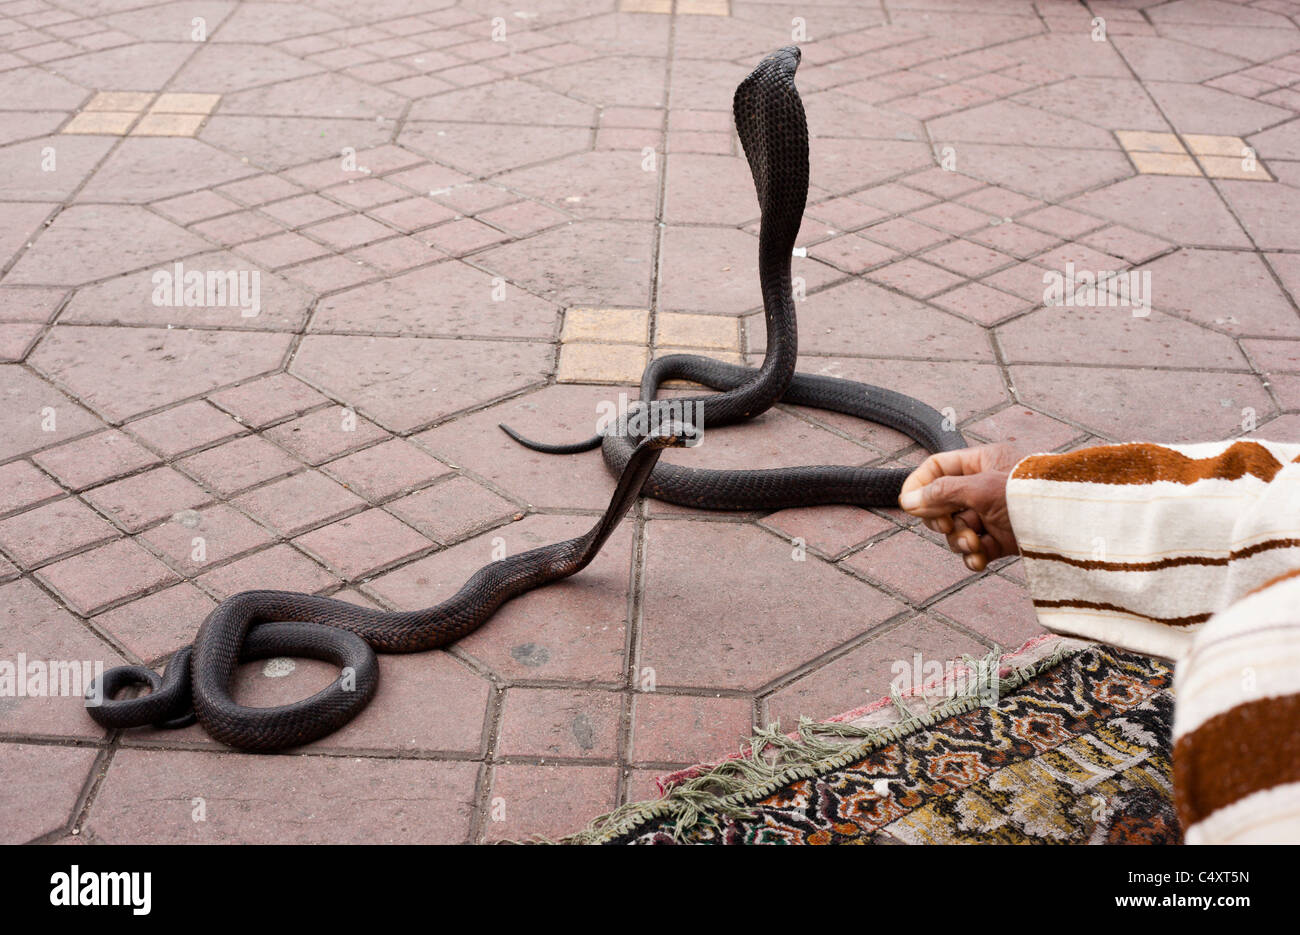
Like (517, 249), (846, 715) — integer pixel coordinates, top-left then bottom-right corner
(898, 473), (977, 518)
(924, 515), (954, 535)
(899, 450), (973, 499)
(945, 524), (979, 556)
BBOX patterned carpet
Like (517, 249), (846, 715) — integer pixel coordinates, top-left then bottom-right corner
(571, 638), (1178, 845)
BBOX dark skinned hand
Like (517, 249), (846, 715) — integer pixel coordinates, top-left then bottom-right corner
(897, 444), (1024, 572)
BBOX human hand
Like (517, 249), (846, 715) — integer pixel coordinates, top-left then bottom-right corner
(897, 444), (1023, 572)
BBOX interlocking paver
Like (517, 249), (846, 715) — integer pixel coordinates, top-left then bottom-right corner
(82, 466), (211, 533)
(197, 543), (338, 600)
(0, 497), (117, 569)
(0, 743), (98, 844)
(32, 430), (160, 490)
(139, 504), (275, 576)
(0, 461), (63, 516)
(86, 750), (477, 844)
(294, 508), (432, 580)
(233, 471), (365, 537)
(3, 0), (1295, 843)
(35, 538), (178, 616)
(767, 613), (987, 725)
(91, 583), (217, 663)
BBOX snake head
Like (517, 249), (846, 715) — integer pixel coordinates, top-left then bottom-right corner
(733, 47), (809, 255)
(641, 421), (697, 451)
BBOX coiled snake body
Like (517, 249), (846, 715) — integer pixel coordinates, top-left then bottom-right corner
(87, 47), (963, 751)
(502, 47), (965, 508)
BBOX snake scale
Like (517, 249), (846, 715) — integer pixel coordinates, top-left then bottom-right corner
(87, 46), (964, 751)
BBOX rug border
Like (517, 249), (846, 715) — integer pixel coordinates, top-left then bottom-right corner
(556, 633), (1093, 845)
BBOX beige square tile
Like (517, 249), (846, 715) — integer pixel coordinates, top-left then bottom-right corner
(618, 0), (671, 11)
(1198, 155), (1273, 181)
(63, 111), (136, 135)
(84, 91), (153, 113)
(151, 92), (221, 115)
(557, 343), (648, 384)
(560, 307), (649, 344)
(1130, 151), (1201, 176)
(655, 312), (739, 350)
(1182, 134), (1247, 157)
(678, 0), (730, 13)
(1116, 130), (1185, 154)
(130, 113), (205, 137)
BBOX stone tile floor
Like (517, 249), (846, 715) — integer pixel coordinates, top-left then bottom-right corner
(1, 0), (1299, 844)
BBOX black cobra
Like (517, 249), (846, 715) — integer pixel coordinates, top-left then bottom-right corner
(86, 430), (689, 751)
(501, 46), (966, 508)
(86, 47), (964, 752)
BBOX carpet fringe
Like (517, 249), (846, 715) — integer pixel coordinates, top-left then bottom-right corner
(537, 639), (1084, 845)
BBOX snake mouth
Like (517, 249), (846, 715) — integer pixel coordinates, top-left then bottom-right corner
(643, 421), (698, 450)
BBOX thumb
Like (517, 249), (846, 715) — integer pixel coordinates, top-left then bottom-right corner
(898, 474), (978, 518)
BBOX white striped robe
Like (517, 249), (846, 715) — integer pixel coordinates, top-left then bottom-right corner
(1006, 439), (1300, 844)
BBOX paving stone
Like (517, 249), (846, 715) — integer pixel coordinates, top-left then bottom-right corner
(82, 466), (210, 533)
(312, 261), (558, 339)
(1242, 338), (1300, 374)
(369, 514), (634, 683)
(630, 692), (754, 764)
(127, 401), (245, 457)
(0, 743), (98, 843)
(767, 613), (988, 725)
(866, 258), (964, 299)
(1218, 178), (1300, 249)
(207, 373), (329, 427)
(749, 279), (991, 360)
(139, 504), (274, 576)
(654, 312), (739, 350)
(0, 496), (117, 569)
(561, 307), (649, 344)
(386, 476), (517, 545)
(931, 574), (1044, 650)
(291, 334), (552, 432)
(31, 430), (160, 490)
(556, 342), (648, 384)
(483, 764), (617, 842)
(5, 205), (206, 285)
(86, 749), (477, 844)
(177, 434), (301, 496)
(1141, 248), (1300, 336)
(0, 460), (63, 516)
(233, 471), (365, 537)
(759, 505), (895, 560)
(321, 438), (453, 502)
(1066, 176), (1251, 248)
(263, 407), (389, 465)
(294, 508), (431, 580)
(476, 220), (655, 309)
(498, 687), (622, 759)
(197, 544), (337, 600)
(36, 537), (177, 615)
(91, 583), (216, 662)
(0, 286), (66, 324)
(1010, 365), (1272, 441)
(998, 307), (1247, 369)
(657, 226), (839, 314)
(30, 326), (291, 422)
(964, 405), (1086, 452)
(640, 520), (905, 691)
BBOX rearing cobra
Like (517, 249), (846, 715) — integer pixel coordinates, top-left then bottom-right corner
(86, 46), (963, 751)
(501, 46), (965, 509)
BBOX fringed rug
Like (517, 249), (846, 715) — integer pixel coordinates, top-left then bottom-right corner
(566, 636), (1179, 845)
